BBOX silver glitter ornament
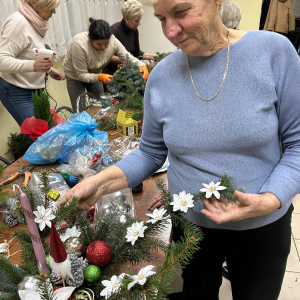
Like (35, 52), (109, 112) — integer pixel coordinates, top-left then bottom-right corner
(110, 191), (126, 206)
(116, 203), (131, 214)
(117, 213), (131, 223)
(98, 203), (115, 217)
(18, 275), (40, 292)
(64, 237), (84, 256)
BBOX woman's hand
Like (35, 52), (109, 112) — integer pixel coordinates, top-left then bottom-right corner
(33, 58), (53, 73)
(148, 193), (164, 211)
(201, 191), (281, 224)
(49, 68), (65, 80)
(59, 175), (102, 210)
(98, 73), (113, 84)
(59, 166), (128, 210)
(142, 53), (159, 61)
(140, 65), (149, 81)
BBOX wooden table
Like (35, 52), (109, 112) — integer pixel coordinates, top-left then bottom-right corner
(0, 133), (170, 272)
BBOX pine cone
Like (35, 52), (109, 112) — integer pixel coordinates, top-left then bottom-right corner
(66, 254), (85, 287)
(4, 209), (18, 227)
(50, 273), (63, 285)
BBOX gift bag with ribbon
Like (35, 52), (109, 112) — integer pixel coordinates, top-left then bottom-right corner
(23, 112), (108, 164)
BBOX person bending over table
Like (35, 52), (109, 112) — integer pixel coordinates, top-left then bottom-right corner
(0, 0), (65, 127)
(60, 0), (300, 299)
(63, 18), (149, 112)
(106, 0), (158, 74)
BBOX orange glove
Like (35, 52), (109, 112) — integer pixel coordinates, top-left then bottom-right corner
(140, 65), (149, 81)
(98, 73), (113, 85)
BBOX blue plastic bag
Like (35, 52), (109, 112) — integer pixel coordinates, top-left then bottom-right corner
(24, 112), (109, 164)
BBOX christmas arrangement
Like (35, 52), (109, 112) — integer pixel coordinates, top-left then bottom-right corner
(0, 171), (242, 300)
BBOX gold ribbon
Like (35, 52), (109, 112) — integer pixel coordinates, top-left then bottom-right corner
(74, 288), (94, 300)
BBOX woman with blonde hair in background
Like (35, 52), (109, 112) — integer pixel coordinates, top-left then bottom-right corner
(106, 0), (158, 74)
(0, 0), (65, 127)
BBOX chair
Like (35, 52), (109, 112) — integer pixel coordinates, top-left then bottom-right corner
(76, 92), (98, 113)
(55, 106), (75, 121)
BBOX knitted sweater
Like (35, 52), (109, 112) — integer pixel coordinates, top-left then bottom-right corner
(0, 11), (50, 89)
(116, 31), (300, 230)
(111, 19), (144, 58)
(63, 32), (143, 83)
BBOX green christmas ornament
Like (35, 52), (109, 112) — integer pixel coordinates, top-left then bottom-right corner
(61, 172), (69, 179)
(46, 255), (50, 266)
(84, 265), (101, 283)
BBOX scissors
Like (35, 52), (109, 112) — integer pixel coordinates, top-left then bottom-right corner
(0, 164), (34, 187)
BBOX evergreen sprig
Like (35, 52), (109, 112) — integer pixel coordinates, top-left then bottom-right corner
(0, 255), (27, 285)
(196, 173), (245, 202)
(32, 90), (52, 129)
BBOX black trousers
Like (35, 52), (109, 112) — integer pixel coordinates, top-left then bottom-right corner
(173, 205), (293, 300)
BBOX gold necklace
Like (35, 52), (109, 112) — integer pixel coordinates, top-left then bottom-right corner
(186, 29), (230, 101)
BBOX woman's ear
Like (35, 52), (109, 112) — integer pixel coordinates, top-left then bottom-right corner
(30, 0), (37, 10)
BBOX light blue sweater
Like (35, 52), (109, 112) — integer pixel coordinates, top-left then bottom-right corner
(116, 31), (300, 230)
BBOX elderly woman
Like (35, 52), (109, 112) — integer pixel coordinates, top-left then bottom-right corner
(60, 0), (300, 299)
(63, 18), (149, 111)
(106, 0), (158, 74)
(0, 0), (65, 127)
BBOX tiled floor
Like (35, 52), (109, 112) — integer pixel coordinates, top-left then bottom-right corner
(171, 194), (300, 299)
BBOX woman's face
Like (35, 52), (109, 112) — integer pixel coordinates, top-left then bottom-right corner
(91, 39), (110, 52)
(32, 1), (57, 21)
(126, 16), (142, 30)
(154, 0), (223, 56)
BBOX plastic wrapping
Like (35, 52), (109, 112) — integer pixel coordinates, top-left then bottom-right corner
(108, 137), (139, 162)
(23, 112), (108, 165)
(28, 172), (70, 205)
(56, 150), (100, 178)
(94, 188), (135, 223)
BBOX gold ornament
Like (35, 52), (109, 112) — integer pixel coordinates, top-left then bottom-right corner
(47, 189), (60, 200)
(64, 237), (84, 256)
(74, 288), (94, 300)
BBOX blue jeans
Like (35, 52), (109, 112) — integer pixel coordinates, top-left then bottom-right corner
(0, 77), (42, 126)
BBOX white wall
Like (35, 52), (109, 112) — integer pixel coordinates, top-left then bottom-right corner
(139, 4), (177, 54)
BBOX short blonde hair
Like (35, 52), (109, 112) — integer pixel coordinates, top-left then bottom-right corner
(23, 0), (60, 10)
(121, 0), (144, 20)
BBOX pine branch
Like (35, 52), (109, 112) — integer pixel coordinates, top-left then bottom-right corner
(54, 196), (79, 223)
(0, 255), (27, 285)
(0, 222), (8, 230)
(37, 278), (54, 300)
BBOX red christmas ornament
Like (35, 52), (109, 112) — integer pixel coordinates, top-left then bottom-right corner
(86, 241), (112, 267)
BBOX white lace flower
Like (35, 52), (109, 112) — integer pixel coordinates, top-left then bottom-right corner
(100, 273), (125, 299)
(127, 265), (156, 290)
(145, 208), (168, 224)
(199, 181), (226, 200)
(60, 226), (81, 242)
(33, 206), (55, 231)
(170, 191), (194, 213)
(125, 221), (148, 246)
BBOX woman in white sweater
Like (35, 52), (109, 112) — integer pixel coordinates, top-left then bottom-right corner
(0, 0), (65, 127)
(63, 18), (149, 112)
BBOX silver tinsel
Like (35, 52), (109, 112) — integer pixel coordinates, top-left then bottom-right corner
(6, 198), (18, 209)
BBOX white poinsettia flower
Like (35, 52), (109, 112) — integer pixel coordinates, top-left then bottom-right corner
(199, 181), (226, 200)
(127, 265), (156, 290)
(125, 221), (148, 246)
(100, 273), (125, 299)
(60, 226), (81, 242)
(170, 191), (194, 213)
(33, 206), (55, 231)
(145, 208), (168, 224)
